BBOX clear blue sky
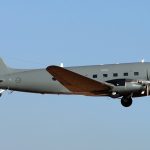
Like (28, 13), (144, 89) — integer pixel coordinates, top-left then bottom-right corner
(0, 0), (150, 150)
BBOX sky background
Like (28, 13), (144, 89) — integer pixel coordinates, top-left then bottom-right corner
(0, 0), (150, 150)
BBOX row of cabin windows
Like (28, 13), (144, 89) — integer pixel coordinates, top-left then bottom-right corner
(93, 72), (139, 78)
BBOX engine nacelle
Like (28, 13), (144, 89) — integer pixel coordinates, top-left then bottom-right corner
(112, 81), (144, 95)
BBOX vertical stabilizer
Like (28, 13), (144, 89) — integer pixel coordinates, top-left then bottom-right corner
(0, 58), (10, 74)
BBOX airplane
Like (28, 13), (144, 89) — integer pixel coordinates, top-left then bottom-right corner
(0, 58), (150, 107)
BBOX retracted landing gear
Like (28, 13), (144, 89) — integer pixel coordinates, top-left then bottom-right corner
(121, 96), (133, 107)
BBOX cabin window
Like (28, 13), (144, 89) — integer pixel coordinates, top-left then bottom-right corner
(113, 73), (118, 77)
(124, 73), (128, 76)
(93, 74), (97, 78)
(134, 72), (139, 76)
(103, 74), (108, 78)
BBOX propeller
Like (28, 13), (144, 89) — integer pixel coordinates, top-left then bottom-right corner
(146, 70), (150, 96)
(143, 82), (150, 96)
(146, 84), (150, 96)
(144, 81), (150, 96)
(138, 80), (150, 96)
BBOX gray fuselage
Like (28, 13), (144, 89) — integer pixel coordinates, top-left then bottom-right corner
(0, 62), (150, 98)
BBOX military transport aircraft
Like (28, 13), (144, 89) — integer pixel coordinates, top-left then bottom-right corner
(0, 58), (150, 107)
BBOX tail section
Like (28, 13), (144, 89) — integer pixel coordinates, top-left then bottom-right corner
(0, 58), (10, 74)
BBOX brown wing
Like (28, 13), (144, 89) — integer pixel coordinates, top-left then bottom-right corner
(46, 66), (114, 94)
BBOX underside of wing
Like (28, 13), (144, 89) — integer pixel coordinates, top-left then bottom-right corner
(46, 66), (114, 95)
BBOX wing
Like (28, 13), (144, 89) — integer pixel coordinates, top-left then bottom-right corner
(46, 66), (114, 95)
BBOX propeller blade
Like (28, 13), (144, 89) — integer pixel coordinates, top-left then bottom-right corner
(147, 85), (149, 96)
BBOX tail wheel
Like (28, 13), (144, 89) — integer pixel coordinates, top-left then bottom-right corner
(121, 97), (132, 107)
